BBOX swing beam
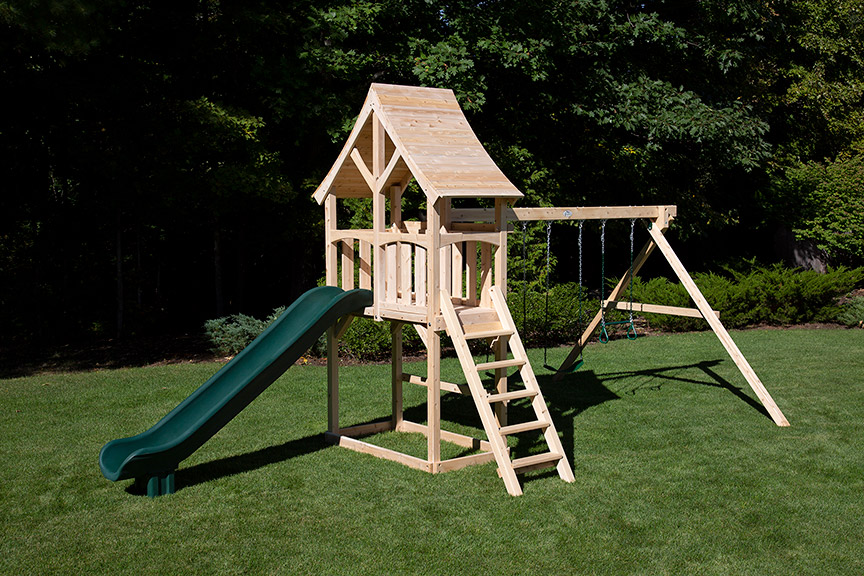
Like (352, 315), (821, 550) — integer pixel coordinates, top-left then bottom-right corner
(451, 203), (790, 428)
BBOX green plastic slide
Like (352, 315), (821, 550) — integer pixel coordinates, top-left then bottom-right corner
(99, 286), (373, 497)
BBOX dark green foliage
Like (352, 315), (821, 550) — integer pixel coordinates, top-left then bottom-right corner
(837, 295), (864, 328)
(783, 154), (864, 263)
(4, 0), (864, 349)
(631, 265), (864, 331)
(204, 307), (286, 356)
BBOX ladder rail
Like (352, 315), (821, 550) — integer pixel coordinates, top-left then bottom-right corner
(440, 286), (576, 495)
(439, 289), (523, 496)
(489, 286), (576, 483)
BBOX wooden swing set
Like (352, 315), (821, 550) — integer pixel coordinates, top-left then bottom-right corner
(313, 83), (788, 497)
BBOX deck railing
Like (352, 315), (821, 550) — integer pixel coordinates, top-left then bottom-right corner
(328, 223), (502, 320)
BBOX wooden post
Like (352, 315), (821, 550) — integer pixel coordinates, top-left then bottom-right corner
(325, 195), (338, 287)
(327, 325), (339, 433)
(391, 321), (404, 429)
(494, 199), (508, 426)
(646, 223), (790, 427)
(426, 198), (442, 468)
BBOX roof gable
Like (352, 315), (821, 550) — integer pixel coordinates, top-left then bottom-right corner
(313, 83), (523, 204)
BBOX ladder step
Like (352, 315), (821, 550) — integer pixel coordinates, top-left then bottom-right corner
(486, 389), (536, 403)
(511, 452), (563, 474)
(463, 328), (513, 340)
(498, 420), (549, 436)
(475, 358), (525, 372)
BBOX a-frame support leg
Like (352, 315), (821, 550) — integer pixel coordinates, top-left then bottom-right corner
(645, 224), (790, 427)
(554, 234), (658, 380)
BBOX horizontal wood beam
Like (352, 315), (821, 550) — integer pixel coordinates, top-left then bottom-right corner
(603, 300), (719, 319)
(398, 419), (494, 452)
(324, 432), (430, 471)
(337, 420), (394, 438)
(402, 373), (468, 395)
(450, 205), (676, 224)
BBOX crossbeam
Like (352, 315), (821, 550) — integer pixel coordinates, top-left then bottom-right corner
(450, 205), (676, 227)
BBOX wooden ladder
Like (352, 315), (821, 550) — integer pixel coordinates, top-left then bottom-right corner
(440, 285), (576, 496)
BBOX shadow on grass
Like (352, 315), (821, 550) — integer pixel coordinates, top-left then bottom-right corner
(126, 359), (769, 496)
(599, 359), (772, 422)
(125, 434), (331, 496)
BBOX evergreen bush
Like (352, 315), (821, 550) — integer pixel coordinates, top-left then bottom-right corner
(205, 265), (863, 359)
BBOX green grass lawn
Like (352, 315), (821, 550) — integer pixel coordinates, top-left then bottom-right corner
(2, 329), (863, 575)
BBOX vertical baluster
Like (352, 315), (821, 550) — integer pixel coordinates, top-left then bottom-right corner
(359, 240), (372, 290)
(452, 242), (464, 300)
(466, 241), (477, 306)
(480, 242), (492, 306)
(400, 242), (412, 303)
(341, 239), (355, 290)
(415, 245), (427, 307)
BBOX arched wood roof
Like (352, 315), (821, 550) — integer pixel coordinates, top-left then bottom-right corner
(313, 83), (523, 204)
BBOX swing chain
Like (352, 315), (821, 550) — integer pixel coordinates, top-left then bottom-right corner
(628, 218), (635, 325)
(521, 221), (528, 333)
(543, 221), (552, 366)
(599, 220), (608, 343)
(577, 220), (583, 328)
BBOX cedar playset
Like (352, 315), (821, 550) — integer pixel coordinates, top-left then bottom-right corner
(100, 82), (787, 498)
(312, 83), (789, 497)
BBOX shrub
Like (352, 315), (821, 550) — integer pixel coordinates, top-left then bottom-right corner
(206, 265), (863, 358)
(203, 306), (285, 356)
(837, 295), (864, 328)
(630, 265), (864, 331)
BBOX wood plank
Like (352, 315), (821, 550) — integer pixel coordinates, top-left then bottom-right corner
(415, 246), (427, 306)
(326, 325), (339, 433)
(341, 240), (355, 290)
(398, 419), (493, 452)
(359, 240), (372, 289)
(475, 358), (525, 372)
(350, 147), (376, 192)
(426, 201), (442, 465)
(465, 241), (478, 306)
(325, 196), (338, 287)
(400, 242), (412, 304)
(452, 242), (464, 299)
(372, 174), (385, 319)
(338, 420), (394, 437)
(450, 205), (677, 223)
(480, 242), (492, 307)
(646, 224), (790, 427)
(509, 452), (563, 474)
(385, 243), (397, 302)
(440, 232), (502, 247)
(332, 229), (375, 243)
(603, 300), (719, 318)
(324, 432), (429, 472)
(402, 373), (469, 395)
(498, 420), (549, 436)
(392, 321), (403, 429)
(462, 322), (511, 340)
(487, 389), (536, 403)
(456, 306), (501, 326)
(437, 451), (498, 473)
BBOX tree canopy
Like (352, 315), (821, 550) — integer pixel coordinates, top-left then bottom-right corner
(1, 0), (861, 347)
